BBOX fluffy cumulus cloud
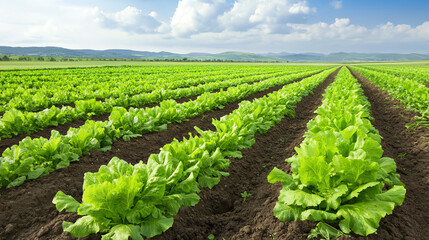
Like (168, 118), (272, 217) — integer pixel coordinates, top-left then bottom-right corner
(286, 18), (367, 41)
(371, 21), (429, 42)
(0, 1), (166, 50)
(1, 0), (429, 53)
(218, 0), (314, 33)
(170, 0), (227, 37)
(95, 6), (162, 33)
(170, 0), (314, 36)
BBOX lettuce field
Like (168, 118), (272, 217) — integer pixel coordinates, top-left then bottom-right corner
(0, 63), (428, 240)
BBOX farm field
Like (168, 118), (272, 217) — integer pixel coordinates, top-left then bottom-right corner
(0, 61), (341, 70)
(0, 63), (428, 240)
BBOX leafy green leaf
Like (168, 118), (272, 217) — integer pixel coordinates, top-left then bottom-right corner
(338, 200), (395, 236)
(102, 224), (143, 240)
(278, 189), (324, 208)
(267, 167), (293, 185)
(6, 176), (26, 188)
(53, 191), (80, 212)
(273, 203), (303, 221)
(308, 222), (344, 239)
(139, 215), (174, 238)
(373, 185), (406, 206)
(27, 167), (45, 179)
(301, 209), (338, 221)
(298, 154), (331, 192)
(325, 184), (348, 210)
(343, 182), (381, 202)
(63, 216), (101, 238)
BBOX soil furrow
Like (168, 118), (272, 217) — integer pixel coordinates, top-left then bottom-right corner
(0, 74), (313, 240)
(152, 69), (340, 240)
(349, 68), (429, 240)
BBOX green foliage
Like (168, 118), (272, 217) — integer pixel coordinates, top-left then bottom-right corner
(1, 66), (330, 188)
(351, 66), (429, 129)
(361, 65), (429, 85)
(0, 67), (289, 139)
(241, 191), (252, 202)
(269, 68), (405, 239)
(0, 66), (327, 141)
(53, 157), (176, 239)
(53, 68), (338, 239)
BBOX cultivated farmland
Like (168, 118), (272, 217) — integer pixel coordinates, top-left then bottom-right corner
(0, 63), (428, 240)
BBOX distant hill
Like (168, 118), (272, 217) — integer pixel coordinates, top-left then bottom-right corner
(0, 46), (284, 62)
(264, 52), (429, 62)
(1, 46), (429, 62)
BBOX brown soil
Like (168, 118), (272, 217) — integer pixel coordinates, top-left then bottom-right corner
(0, 73), (314, 240)
(347, 69), (429, 240)
(151, 69), (340, 240)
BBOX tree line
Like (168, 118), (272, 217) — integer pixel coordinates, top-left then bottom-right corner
(0, 55), (280, 63)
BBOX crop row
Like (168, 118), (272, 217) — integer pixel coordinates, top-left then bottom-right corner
(0, 66), (287, 113)
(0, 70), (301, 140)
(268, 67), (405, 239)
(359, 65), (429, 85)
(0, 68), (333, 189)
(0, 66), (218, 105)
(52, 68), (337, 240)
(0, 65), (250, 102)
(350, 66), (428, 128)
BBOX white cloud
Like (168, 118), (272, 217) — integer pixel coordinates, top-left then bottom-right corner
(371, 21), (429, 42)
(0, 0), (428, 54)
(26, 20), (60, 41)
(289, 1), (312, 14)
(171, 0), (227, 37)
(219, 0), (314, 33)
(414, 22), (429, 40)
(330, 0), (342, 9)
(0, 1), (165, 49)
(286, 18), (367, 40)
(169, 0), (315, 37)
(149, 11), (157, 18)
(97, 6), (162, 33)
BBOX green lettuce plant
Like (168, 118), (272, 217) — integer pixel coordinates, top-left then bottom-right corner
(269, 68), (405, 239)
(53, 68), (338, 239)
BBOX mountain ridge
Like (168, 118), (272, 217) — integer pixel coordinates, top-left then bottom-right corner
(1, 46), (429, 62)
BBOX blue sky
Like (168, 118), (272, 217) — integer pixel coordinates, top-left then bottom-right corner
(0, 0), (428, 53)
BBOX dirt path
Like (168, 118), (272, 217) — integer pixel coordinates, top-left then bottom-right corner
(348, 69), (429, 240)
(152, 69), (340, 240)
(0, 74), (315, 240)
